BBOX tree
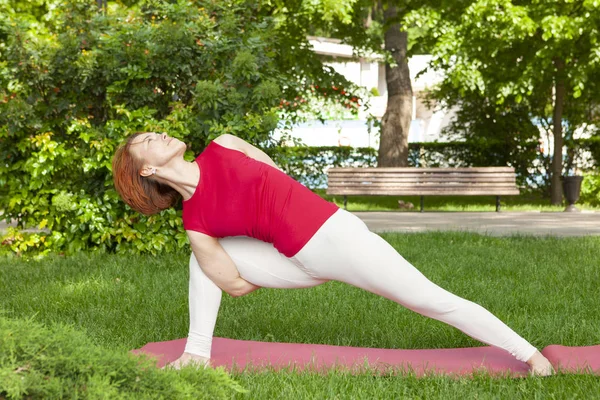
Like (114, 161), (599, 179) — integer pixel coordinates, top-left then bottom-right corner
(410, 0), (600, 203)
(279, 0), (419, 167)
(378, 2), (413, 167)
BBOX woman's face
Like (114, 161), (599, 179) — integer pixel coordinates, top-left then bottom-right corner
(129, 132), (186, 175)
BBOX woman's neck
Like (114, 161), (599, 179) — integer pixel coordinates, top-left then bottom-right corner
(151, 158), (200, 201)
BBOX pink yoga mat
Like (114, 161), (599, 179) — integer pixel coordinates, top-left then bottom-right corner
(131, 338), (600, 377)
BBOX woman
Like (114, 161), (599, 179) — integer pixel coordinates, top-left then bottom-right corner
(112, 132), (553, 375)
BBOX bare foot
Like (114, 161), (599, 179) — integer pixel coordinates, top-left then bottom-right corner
(164, 352), (210, 370)
(526, 351), (554, 376)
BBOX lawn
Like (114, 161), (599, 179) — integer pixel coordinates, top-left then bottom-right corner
(1, 232), (599, 398)
(316, 190), (600, 212)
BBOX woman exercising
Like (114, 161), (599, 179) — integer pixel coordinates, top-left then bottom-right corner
(112, 132), (553, 375)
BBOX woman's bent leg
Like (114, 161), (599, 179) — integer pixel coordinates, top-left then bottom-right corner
(293, 209), (538, 362)
(220, 236), (327, 289)
(185, 236), (327, 358)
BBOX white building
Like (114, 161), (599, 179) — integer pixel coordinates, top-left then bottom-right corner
(275, 36), (456, 148)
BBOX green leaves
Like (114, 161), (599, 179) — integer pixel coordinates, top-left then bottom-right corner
(0, 1), (271, 257)
(51, 191), (76, 213)
(253, 79), (281, 103)
(540, 15), (584, 41)
(412, 0), (600, 195)
(193, 80), (223, 111)
(232, 50), (259, 80)
(0, 0), (367, 258)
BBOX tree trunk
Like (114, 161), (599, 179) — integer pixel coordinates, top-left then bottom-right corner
(97, 0), (107, 13)
(378, 4), (412, 167)
(551, 58), (566, 205)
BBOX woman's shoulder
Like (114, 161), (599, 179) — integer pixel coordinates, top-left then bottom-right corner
(215, 134), (254, 152)
(212, 134), (235, 149)
(208, 134), (247, 157)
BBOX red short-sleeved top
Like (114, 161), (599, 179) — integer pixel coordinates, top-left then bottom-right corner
(182, 141), (339, 257)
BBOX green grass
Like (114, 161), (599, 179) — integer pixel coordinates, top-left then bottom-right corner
(316, 190), (600, 212)
(1, 232), (600, 398)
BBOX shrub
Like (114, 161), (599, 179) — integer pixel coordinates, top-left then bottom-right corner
(0, 314), (245, 399)
(574, 136), (600, 171)
(580, 172), (600, 206)
(0, 0), (363, 258)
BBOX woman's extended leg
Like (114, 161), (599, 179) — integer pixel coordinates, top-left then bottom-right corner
(292, 209), (538, 363)
(185, 236), (326, 358)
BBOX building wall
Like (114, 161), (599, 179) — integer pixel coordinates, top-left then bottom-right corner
(278, 39), (457, 148)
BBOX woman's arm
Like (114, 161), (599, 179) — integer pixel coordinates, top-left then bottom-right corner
(214, 134), (283, 172)
(187, 230), (260, 297)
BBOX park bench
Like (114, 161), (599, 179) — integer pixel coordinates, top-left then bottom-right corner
(326, 167), (520, 212)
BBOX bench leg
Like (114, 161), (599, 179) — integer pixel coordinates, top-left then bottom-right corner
(344, 195), (347, 210)
(420, 196), (424, 213)
(496, 196), (500, 212)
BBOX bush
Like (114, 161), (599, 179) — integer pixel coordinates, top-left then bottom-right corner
(574, 137), (600, 170)
(0, 314), (245, 399)
(580, 172), (600, 206)
(0, 0), (363, 258)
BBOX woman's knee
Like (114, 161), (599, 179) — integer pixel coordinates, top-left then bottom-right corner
(218, 236), (326, 289)
(349, 275), (465, 317)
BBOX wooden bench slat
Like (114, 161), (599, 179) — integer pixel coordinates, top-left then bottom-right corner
(327, 177), (517, 184)
(327, 172), (516, 178)
(327, 191), (520, 197)
(328, 167), (516, 173)
(325, 173), (518, 177)
(327, 189), (518, 195)
(327, 184), (519, 190)
(326, 191), (521, 196)
(327, 188), (518, 193)
(331, 185), (518, 193)
(328, 182), (516, 187)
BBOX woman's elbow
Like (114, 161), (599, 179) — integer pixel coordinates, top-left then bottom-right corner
(223, 281), (246, 298)
(227, 288), (245, 298)
(225, 280), (256, 298)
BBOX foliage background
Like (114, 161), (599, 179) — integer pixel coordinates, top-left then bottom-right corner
(3, 0), (600, 258)
(407, 0), (600, 199)
(0, 0), (365, 258)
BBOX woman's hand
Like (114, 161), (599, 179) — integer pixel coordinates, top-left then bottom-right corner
(164, 352), (210, 370)
(526, 350), (554, 376)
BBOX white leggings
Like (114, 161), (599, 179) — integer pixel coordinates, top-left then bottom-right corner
(185, 209), (537, 362)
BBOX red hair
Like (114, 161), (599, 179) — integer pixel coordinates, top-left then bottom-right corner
(112, 132), (181, 215)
